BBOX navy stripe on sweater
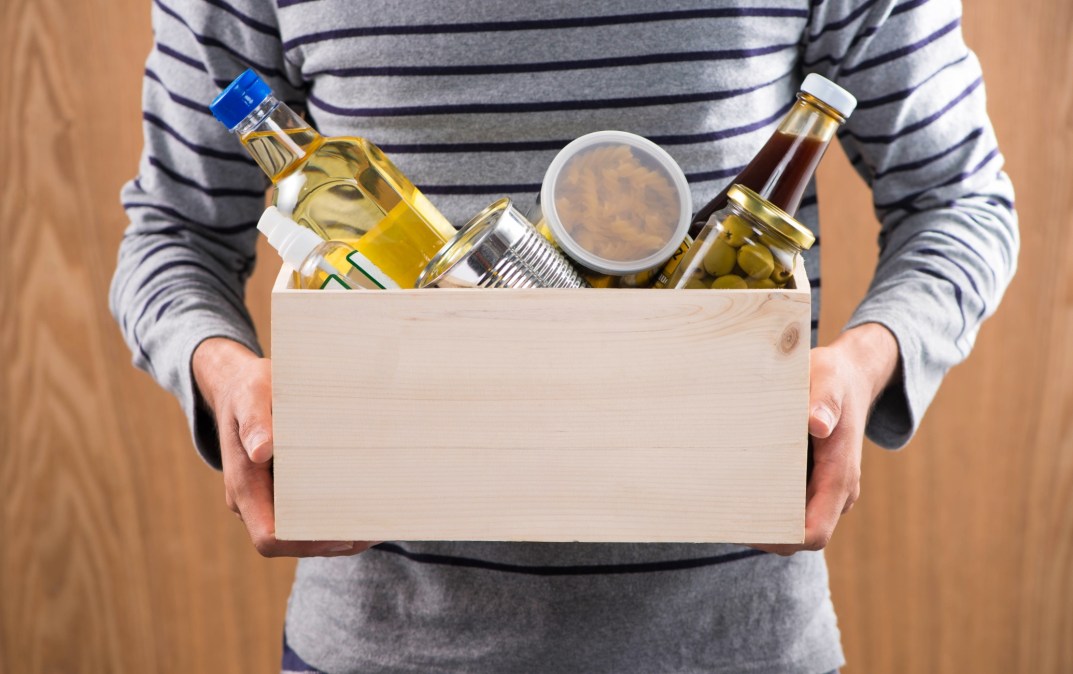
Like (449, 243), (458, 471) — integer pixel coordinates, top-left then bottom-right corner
(806, 0), (883, 42)
(915, 267), (968, 344)
(145, 68), (214, 116)
(854, 52), (970, 111)
(918, 248), (987, 319)
(377, 100), (792, 154)
(203, 0), (277, 36)
(148, 156), (266, 199)
(372, 543), (768, 575)
(282, 7), (809, 50)
(417, 164), (746, 196)
(874, 146), (999, 210)
(847, 76), (982, 144)
(122, 202), (258, 235)
(154, 0), (286, 79)
(305, 44), (798, 78)
(144, 112), (252, 164)
(872, 128), (984, 179)
(840, 17), (959, 76)
(157, 42), (208, 72)
(890, 0), (935, 18)
(307, 69), (793, 117)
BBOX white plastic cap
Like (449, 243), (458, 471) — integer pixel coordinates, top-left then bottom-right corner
(801, 73), (857, 118)
(257, 206), (325, 269)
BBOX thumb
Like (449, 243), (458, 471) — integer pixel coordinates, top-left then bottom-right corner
(808, 377), (844, 440)
(235, 375), (274, 464)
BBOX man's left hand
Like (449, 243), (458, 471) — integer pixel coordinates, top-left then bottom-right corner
(755, 322), (900, 555)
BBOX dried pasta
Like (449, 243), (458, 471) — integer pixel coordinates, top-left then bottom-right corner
(554, 143), (680, 262)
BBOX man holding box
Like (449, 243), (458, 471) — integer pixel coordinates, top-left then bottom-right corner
(111, 0), (1017, 672)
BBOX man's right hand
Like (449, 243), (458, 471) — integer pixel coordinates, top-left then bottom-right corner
(192, 337), (379, 558)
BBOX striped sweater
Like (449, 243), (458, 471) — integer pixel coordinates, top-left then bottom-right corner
(109, 1), (1017, 672)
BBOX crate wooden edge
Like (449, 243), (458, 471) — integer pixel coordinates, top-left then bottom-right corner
(270, 259), (811, 294)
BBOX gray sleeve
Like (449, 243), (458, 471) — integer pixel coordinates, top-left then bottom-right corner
(801, 0), (1019, 449)
(109, 0), (305, 468)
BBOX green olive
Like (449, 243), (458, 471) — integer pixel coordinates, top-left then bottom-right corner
(683, 277), (708, 289)
(701, 240), (737, 277)
(737, 243), (775, 279)
(770, 260), (794, 285)
(711, 274), (747, 289)
(719, 214), (753, 248)
(747, 277), (777, 289)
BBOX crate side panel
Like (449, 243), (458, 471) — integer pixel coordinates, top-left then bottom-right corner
(273, 289), (808, 543)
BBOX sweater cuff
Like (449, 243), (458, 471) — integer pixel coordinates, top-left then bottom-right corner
(843, 298), (944, 450)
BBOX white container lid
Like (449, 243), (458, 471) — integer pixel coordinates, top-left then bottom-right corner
(801, 73), (857, 118)
(540, 130), (692, 276)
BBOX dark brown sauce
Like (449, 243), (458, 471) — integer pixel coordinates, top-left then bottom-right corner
(689, 131), (830, 238)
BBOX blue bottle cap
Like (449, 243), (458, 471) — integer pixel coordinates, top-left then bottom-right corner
(210, 69), (273, 130)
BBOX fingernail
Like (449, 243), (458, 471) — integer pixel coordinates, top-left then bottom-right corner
(246, 433), (271, 460)
(812, 407), (835, 434)
(327, 542), (354, 553)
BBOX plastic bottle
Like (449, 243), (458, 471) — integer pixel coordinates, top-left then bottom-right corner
(257, 207), (398, 290)
(210, 69), (456, 288)
(688, 74), (856, 238)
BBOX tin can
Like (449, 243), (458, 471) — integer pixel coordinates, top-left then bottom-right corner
(417, 198), (588, 289)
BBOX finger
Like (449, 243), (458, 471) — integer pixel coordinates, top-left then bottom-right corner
(227, 453), (369, 557)
(842, 482), (861, 514)
(808, 362), (844, 440)
(234, 371), (274, 464)
(802, 429), (857, 550)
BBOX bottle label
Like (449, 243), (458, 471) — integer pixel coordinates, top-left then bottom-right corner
(346, 251), (400, 290)
(320, 274), (352, 290)
(651, 236), (693, 289)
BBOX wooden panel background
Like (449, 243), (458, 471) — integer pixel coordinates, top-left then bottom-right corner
(0, 0), (1069, 671)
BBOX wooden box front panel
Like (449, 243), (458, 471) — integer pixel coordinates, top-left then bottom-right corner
(272, 267), (809, 543)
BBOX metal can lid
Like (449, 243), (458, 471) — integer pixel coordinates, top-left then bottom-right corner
(726, 185), (816, 250)
(417, 198), (514, 288)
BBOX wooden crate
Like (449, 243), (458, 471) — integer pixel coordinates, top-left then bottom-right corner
(271, 263), (810, 544)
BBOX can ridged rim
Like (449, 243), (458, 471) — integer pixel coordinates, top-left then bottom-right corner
(540, 131), (692, 275)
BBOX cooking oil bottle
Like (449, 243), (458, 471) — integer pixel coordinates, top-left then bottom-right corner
(210, 69), (456, 288)
(258, 206), (397, 290)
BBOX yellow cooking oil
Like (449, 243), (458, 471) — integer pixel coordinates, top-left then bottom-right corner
(241, 128), (456, 288)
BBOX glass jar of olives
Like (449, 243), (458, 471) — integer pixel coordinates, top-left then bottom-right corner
(666, 184), (815, 290)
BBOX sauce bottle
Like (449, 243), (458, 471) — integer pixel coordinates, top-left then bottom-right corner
(210, 70), (457, 289)
(688, 74), (856, 238)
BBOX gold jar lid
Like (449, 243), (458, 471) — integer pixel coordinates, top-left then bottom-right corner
(726, 184), (816, 250)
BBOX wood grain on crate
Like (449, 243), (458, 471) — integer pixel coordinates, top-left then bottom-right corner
(271, 264), (810, 543)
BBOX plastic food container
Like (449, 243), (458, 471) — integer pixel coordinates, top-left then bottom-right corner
(540, 131), (692, 278)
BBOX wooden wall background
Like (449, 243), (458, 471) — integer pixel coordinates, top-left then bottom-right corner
(1, 0), (1069, 671)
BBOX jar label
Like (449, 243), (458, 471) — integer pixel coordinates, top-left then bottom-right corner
(346, 250), (400, 290)
(320, 274), (352, 290)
